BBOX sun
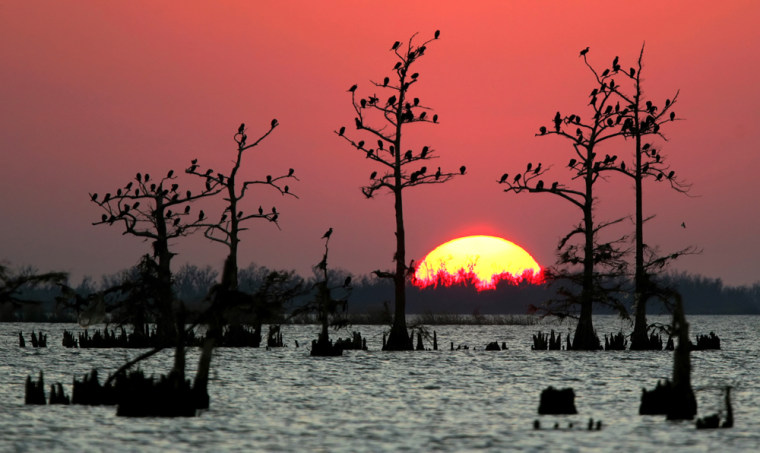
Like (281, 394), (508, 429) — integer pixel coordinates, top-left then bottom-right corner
(412, 235), (543, 291)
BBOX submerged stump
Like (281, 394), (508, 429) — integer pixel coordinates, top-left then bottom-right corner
(538, 386), (577, 415)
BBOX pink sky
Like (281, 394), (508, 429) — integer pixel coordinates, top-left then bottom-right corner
(1, 1), (758, 287)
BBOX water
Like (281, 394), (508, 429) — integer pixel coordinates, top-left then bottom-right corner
(1, 316), (759, 452)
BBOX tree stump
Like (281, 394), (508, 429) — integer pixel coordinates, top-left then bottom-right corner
(538, 386), (577, 414)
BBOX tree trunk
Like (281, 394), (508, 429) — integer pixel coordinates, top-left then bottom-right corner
(384, 187), (412, 350)
(630, 86), (650, 350)
(572, 169), (600, 350)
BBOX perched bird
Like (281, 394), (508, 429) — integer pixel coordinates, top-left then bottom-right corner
(391, 41), (401, 51)
(459, 165), (466, 175)
(271, 118), (278, 128)
(411, 73), (419, 79)
(569, 158), (577, 167)
(348, 84), (357, 92)
(579, 46), (589, 57)
(526, 162), (533, 172)
(284, 186), (289, 193)
(258, 206), (264, 215)
(184, 205), (190, 214)
(370, 171), (377, 179)
(91, 193), (98, 201)
(514, 173), (521, 183)
(420, 146), (429, 158)
(433, 114), (438, 123)
(500, 173), (509, 183)
(681, 222), (686, 228)
(435, 30), (440, 39)
(435, 167), (441, 180)
(288, 168), (295, 176)
(405, 150), (413, 161)
(383, 77), (389, 87)
(551, 181), (558, 191)
(553, 112), (562, 132)
(413, 97), (420, 106)
(536, 180), (544, 190)
(198, 210), (205, 220)
(670, 111), (676, 121)
(339, 126), (346, 136)
(323, 227), (333, 239)
(266, 175), (272, 183)
(535, 162), (542, 173)
(238, 123), (245, 134)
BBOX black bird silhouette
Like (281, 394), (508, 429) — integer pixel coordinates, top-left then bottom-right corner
(668, 170), (675, 179)
(551, 181), (558, 191)
(136, 173), (142, 182)
(535, 162), (542, 173)
(413, 97), (420, 106)
(420, 166), (427, 174)
(288, 168), (295, 176)
(539, 126), (547, 135)
(553, 112), (562, 132)
(391, 41), (401, 51)
(435, 167), (441, 180)
(393, 62), (402, 70)
(91, 193), (98, 201)
(184, 205), (190, 214)
(238, 123), (245, 134)
(284, 186), (289, 193)
(411, 73), (419, 79)
(514, 173), (521, 183)
(370, 171), (377, 179)
(419, 112), (427, 120)
(405, 150), (413, 161)
(167, 169), (174, 178)
(271, 118), (278, 128)
(258, 206), (263, 215)
(435, 30), (440, 39)
(569, 158), (577, 167)
(459, 165), (466, 175)
(348, 84), (357, 92)
(536, 180), (544, 190)
(387, 95), (396, 105)
(101, 214), (107, 222)
(670, 111), (675, 121)
(344, 276), (352, 287)
(526, 162), (533, 172)
(630, 67), (636, 77)
(500, 173), (508, 183)
(198, 210), (205, 220)
(383, 77), (389, 87)
(681, 222), (686, 228)
(339, 126), (346, 136)
(433, 114), (438, 123)
(323, 227), (333, 239)
(266, 175), (272, 183)
(420, 146), (429, 158)
(579, 47), (589, 57)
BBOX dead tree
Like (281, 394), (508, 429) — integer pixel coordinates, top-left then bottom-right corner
(499, 47), (633, 350)
(336, 31), (464, 350)
(91, 168), (221, 379)
(294, 229), (351, 356)
(185, 119), (297, 406)
(602, 45), (692, 350)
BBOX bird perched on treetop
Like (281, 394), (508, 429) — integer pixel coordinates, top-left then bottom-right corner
(348, 84), (357, 92)
(323, 228), (333, 239)
(580, 47), (589, 57)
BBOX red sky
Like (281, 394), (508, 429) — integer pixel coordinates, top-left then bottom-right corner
(1, 1), (759, 287)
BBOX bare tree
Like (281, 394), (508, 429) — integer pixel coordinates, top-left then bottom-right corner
(91, 168), (221, 378)
(0, 264), (67, 320)
(293, 229), (351, 356)
(602, 45), (692, 349)
(499, 47), (634, 350)
(336, 30), (464, 350)
(185, 119), (297, 406)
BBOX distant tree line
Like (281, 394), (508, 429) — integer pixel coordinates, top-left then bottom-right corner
(3, 265), (757, 322)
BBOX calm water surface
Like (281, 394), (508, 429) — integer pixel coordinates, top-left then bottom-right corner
(1, 315), (758, 452)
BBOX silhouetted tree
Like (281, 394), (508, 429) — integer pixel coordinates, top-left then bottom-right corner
(499, 47), (634, 350)
(294, 229), (351, 356)
(601, 45), (692, 349)
(91, 168), (221, 379)
(337, 31), (464, 350)
(0, 264), (66, 321)
(185, 120), (297, 405)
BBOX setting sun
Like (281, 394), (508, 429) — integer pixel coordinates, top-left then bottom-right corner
(413, 235), (542, 291)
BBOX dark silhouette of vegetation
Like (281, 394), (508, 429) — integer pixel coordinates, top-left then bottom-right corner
(292, 229), (352, 356)
(90, 165), (222, 386)
(186, 119), (297, 407)
(500, 47), (634, 350)
(598, 45), (693, 350)
(336, 31), (464, 350)
(0, 264), (66, 321)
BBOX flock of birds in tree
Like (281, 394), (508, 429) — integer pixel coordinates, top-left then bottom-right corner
(90, 120), (298, 241)
(335, 31), (466, 201)
(498, 46), (683, 196)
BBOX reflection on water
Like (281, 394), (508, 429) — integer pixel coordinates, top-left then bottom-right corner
(1, 316), (758, 451)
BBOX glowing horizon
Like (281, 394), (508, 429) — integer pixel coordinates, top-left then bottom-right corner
(413, 235), (543, 291)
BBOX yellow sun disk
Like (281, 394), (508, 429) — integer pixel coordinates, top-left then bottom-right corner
(415, 235), (542, 290)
